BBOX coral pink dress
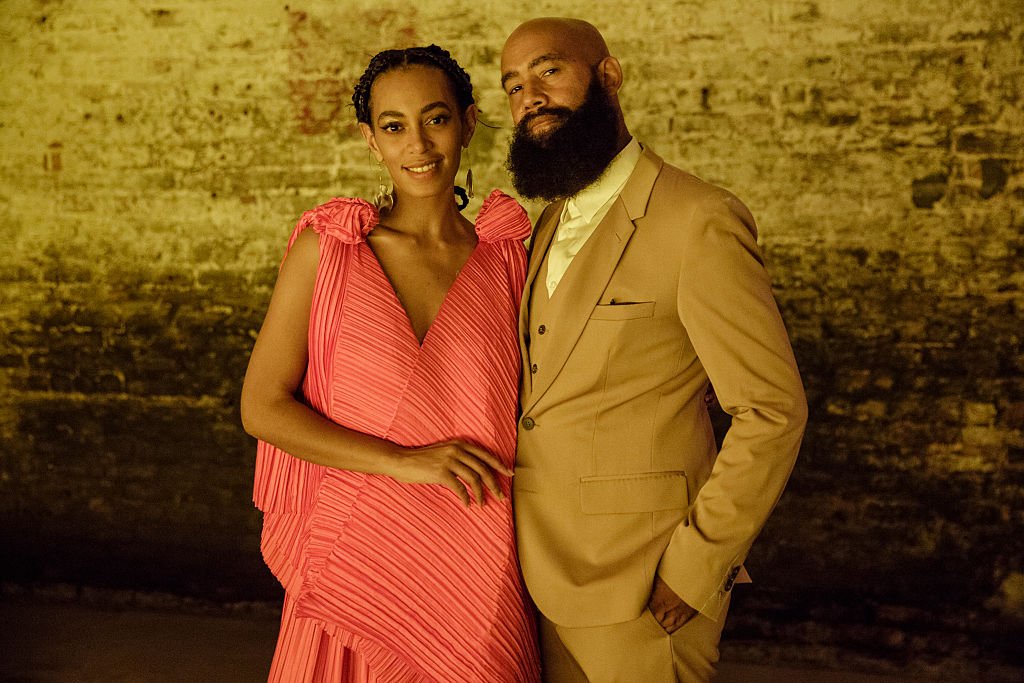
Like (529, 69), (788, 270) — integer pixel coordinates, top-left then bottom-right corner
(253, 190), (540, 682)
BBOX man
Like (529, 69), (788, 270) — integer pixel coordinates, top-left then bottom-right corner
(500, 18), (808, 681)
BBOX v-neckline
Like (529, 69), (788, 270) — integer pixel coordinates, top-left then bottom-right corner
(363, 238), (479, 349)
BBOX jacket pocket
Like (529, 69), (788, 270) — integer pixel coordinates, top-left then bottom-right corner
(589, 301), (656, 321)
(580, 471), (688, 514)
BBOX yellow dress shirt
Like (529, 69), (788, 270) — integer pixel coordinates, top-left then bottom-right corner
(545, 138), (643, 296)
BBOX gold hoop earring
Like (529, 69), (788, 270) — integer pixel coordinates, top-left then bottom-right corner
(374, 162), (394, 213)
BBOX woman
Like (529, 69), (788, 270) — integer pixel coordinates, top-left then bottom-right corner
(241, 45), (540, 682)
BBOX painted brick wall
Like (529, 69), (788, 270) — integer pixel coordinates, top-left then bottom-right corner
(1, 0), (1021, 670)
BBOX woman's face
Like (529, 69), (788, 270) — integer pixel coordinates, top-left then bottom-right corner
(360, 65), (477, 203)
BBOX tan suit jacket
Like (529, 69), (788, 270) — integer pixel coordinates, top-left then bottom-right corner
(514, 146), (807, 629)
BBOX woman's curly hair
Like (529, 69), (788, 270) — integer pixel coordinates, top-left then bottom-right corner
(352, 44), (475, 124)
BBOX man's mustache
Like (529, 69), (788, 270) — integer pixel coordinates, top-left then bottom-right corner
(519, 106), (574, 133)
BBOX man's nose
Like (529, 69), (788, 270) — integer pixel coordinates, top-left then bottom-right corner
(521, 82), (548, 116)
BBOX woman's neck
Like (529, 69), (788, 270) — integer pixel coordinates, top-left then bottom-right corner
(382, 191), (470, 241)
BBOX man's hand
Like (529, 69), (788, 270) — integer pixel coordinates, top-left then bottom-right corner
(647, 574), (698, 633)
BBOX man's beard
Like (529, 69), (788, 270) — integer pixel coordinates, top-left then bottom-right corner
(505, 77), (621, 202)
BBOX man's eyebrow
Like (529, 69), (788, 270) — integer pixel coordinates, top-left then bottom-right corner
(501, 53), (565, 89)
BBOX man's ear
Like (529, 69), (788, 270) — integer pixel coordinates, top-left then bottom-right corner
(596, 56), (624, 96)
(359, 122), (384, 162)
(462, 104), (479, 147)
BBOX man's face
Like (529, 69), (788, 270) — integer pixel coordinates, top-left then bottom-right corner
(504, 73), (621, 202)
(500, 27), (595, 135)
(501, 23), (623, 201)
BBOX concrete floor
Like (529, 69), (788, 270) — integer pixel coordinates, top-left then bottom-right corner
(0, 599), (938, 682)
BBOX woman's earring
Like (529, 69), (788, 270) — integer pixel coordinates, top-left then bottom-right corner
(454, 186), (469, 211)
(454, 150), (473, 211)
(374, 162), (394, 213)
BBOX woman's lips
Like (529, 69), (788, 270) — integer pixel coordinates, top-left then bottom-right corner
(405, 160), (442, 175)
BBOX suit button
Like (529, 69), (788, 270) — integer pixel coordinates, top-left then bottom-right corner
(724, 566), (740, 591)
(531, 363), (538, 374)
(522, 417), (535, 430)
(537, 325), (546, 335)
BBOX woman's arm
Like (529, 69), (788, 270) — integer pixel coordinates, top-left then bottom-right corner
(240, 229), (510, 506)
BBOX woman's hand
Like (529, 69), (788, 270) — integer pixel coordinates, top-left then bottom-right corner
(388, 441), (514, 507)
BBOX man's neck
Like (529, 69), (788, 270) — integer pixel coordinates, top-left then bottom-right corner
(612, 126), (632, 157)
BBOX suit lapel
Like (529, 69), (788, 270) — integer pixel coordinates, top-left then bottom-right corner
(521, 147), (664, 415)
(519, 201), (563, 402)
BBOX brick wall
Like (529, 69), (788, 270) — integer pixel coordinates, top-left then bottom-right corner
(1, 0), (1021, 671)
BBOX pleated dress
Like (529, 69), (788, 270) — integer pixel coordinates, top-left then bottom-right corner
(253, 190), (541, 682)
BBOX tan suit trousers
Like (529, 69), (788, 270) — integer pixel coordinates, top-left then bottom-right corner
(538, 595), (730, 683)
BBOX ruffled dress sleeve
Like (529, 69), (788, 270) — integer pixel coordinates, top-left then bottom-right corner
(254, 197), (377, 518)
(280, 197), (378, 263)
(474, 189), (532, 243)
(474, 189), (532, 305)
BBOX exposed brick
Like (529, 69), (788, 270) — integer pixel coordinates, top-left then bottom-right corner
(0, 0), (1022, 668)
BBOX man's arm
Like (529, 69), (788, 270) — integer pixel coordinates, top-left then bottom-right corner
(654, 190), (808, 623)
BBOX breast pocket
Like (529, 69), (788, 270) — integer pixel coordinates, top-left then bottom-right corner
(589, 301), (656, 321)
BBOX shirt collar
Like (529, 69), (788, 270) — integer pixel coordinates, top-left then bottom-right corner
(563, 137), (642, 223)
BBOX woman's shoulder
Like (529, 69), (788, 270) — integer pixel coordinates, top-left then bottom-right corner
(297, 197), (379, 244)
(474, 190), (532, 243)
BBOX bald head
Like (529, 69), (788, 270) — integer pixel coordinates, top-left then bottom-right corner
(503, 18), (610, 67)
